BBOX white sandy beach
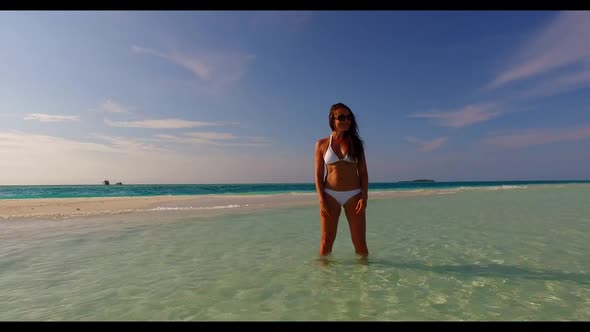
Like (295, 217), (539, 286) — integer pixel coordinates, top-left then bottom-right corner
(0, 190), (452, 220)
(1, 184), (550, 221)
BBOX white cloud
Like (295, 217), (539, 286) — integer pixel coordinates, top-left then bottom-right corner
(0, 131), (117, 154)
(153, 132), (271, 147)
(88, 134), (163, 152)
(404, 136), (448, 152)
(0, 131), (299, 185)
(409, 104), (501, 128)
(520, 64), (590, 98)
(132, 45), (255, 87)
(185, 132), (235, 140)
(482, 125), (590, 149)
(489, 11), (590, 89)
(104, 118), (238, 129)
(23, 113), (80, 122)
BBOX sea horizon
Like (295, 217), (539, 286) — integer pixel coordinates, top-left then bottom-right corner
(2, 179), (590, 186)
(2, 180), (590, 200)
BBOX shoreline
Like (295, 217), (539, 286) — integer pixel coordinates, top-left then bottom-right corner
(0, 184), (579, 220)
(0, 190), (438, 220)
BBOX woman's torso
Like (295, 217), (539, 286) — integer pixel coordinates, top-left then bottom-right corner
(322, 135), (361, 191)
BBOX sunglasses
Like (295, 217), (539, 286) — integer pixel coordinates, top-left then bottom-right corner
(333, 114), (353, 121)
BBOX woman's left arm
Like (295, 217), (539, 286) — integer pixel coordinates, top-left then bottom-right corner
(359, 152), (368, 198)
(356, 152), (369, 214)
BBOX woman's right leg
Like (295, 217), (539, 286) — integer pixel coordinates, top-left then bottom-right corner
(319, 193), (342, 256)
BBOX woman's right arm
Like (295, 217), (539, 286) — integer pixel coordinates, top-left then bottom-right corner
(314, 139), (327, 204)
(315, 139), (333, 223)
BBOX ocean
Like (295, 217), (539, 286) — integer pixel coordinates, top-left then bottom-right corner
(1, 180), (588, 200)
(0, 181), (589, 320)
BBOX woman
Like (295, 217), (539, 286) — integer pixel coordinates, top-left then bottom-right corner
(314, 103), (369, 258)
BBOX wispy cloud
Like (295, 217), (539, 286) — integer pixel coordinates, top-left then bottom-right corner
(404, 136), (448, 152)
(132, 46), (210, 80)
(409, 104), (501, 128)
(23, 113), (80, 122)
(153, 132), (271, 147)
(520, 64), (590, 98)
(88, 134), (163, 152)
(483, 125), (590, 149)
(132, 45), (255, 87)
(489, 11), (590, 89)
(185, 132), (235, 140)
(0, 131), (116, 153)
(100, 99), (129, 113)
(104, 118), (238, 129)
(0, 131), (290, 185)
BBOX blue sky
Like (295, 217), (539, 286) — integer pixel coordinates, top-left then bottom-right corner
(1, 11), (589, 185)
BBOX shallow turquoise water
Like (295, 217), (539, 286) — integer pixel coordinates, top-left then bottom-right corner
(1, 185), (589, 320)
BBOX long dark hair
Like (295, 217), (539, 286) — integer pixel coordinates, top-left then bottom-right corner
(329, 103), (365, 163)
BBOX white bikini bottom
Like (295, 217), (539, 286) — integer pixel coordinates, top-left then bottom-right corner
(324, 188), (362, 205)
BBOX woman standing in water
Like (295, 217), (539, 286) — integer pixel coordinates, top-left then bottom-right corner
(314, 103), (369, 258)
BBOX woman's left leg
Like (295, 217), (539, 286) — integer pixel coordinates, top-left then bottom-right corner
(343, 193), (368, 257)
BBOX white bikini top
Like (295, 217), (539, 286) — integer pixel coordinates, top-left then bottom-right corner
(324, 134), (357, 165)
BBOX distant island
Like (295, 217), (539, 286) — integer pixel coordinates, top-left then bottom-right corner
(103, 180), (123, 185)
(398, 179), (435, 183)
